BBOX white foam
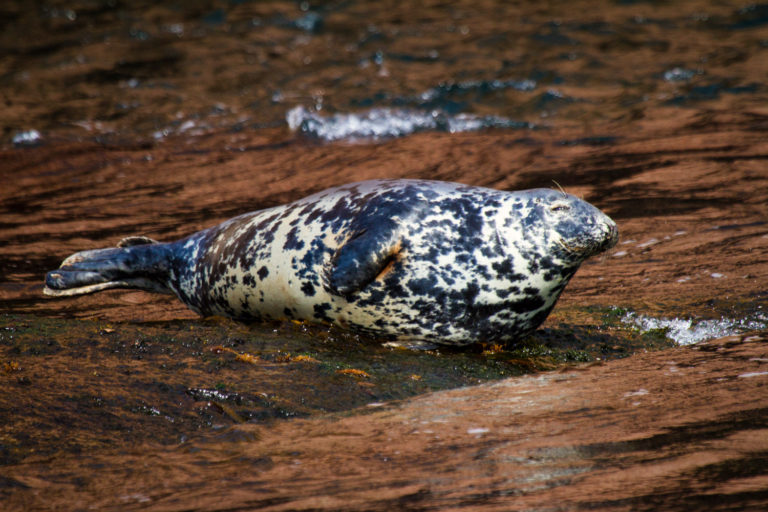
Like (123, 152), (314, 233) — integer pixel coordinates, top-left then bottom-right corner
(663, 67), (697, 82)
(738, 371), (768, 379)
(286, 106), (527, 141)
(621, 311), (766, 346)
(12, 129), (42, 146)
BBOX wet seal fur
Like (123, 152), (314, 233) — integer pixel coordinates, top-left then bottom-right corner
(45, 179), (618, 347)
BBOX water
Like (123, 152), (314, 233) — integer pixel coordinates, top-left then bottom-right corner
(286, 105), (531, 140)
(3, 1), (766, 147)
(10, 129), (42, 147)
(622, 310), (768, 345)
(2, 0), (768, 510)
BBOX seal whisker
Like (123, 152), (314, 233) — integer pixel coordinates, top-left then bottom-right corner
(551, 180), (567, 197)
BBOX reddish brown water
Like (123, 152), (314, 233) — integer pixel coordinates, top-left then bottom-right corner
(2, 0), (768, 510)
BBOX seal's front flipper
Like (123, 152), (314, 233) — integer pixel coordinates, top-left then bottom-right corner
(382, 340), (439, 351)
(326, 226), (404, 297)
(44, 241), (172, 297)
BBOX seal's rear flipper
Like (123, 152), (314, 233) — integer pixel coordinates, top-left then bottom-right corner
(43, 276), (171, 296)
(44, 241), (173, 297)
(117, 235), (160, 248)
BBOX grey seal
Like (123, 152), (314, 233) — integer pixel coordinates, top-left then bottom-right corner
(44, 179), (618, 347)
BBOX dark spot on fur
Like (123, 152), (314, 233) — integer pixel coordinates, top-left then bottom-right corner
(313, 302), (332, 322)
(300, 281), (316, 296)
(302, 206), (324, 225)
(462, 281), (480, 305)
(407, 275), (439, 296)
(509, 295), (546, 314)
(257, 266), (269, 280)
(283, 225), (305, 251)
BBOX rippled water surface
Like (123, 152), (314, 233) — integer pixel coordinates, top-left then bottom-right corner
(1, 0), (768, 510)
(3, 0), (767, 145)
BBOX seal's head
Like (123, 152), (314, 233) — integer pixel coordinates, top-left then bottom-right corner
(506, 188), (618, 265)
(543, 189), (618, 261)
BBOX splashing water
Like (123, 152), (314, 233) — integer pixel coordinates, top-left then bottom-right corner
(621, 311), (766, 346)
(286, 106), (530, 141)
(12, 129), (43, 146)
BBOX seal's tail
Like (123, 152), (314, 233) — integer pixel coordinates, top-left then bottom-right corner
(44, 236), (173, 297)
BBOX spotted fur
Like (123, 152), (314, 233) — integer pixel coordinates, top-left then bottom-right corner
(45, 179), (618, 346)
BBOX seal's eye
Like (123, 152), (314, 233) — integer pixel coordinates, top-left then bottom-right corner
(550, 204), (571, 212)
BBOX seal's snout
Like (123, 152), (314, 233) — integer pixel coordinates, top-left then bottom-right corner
(594, 210), (619, 250)
(605, 218), (619, 249)
(592, 211), (619, 255)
